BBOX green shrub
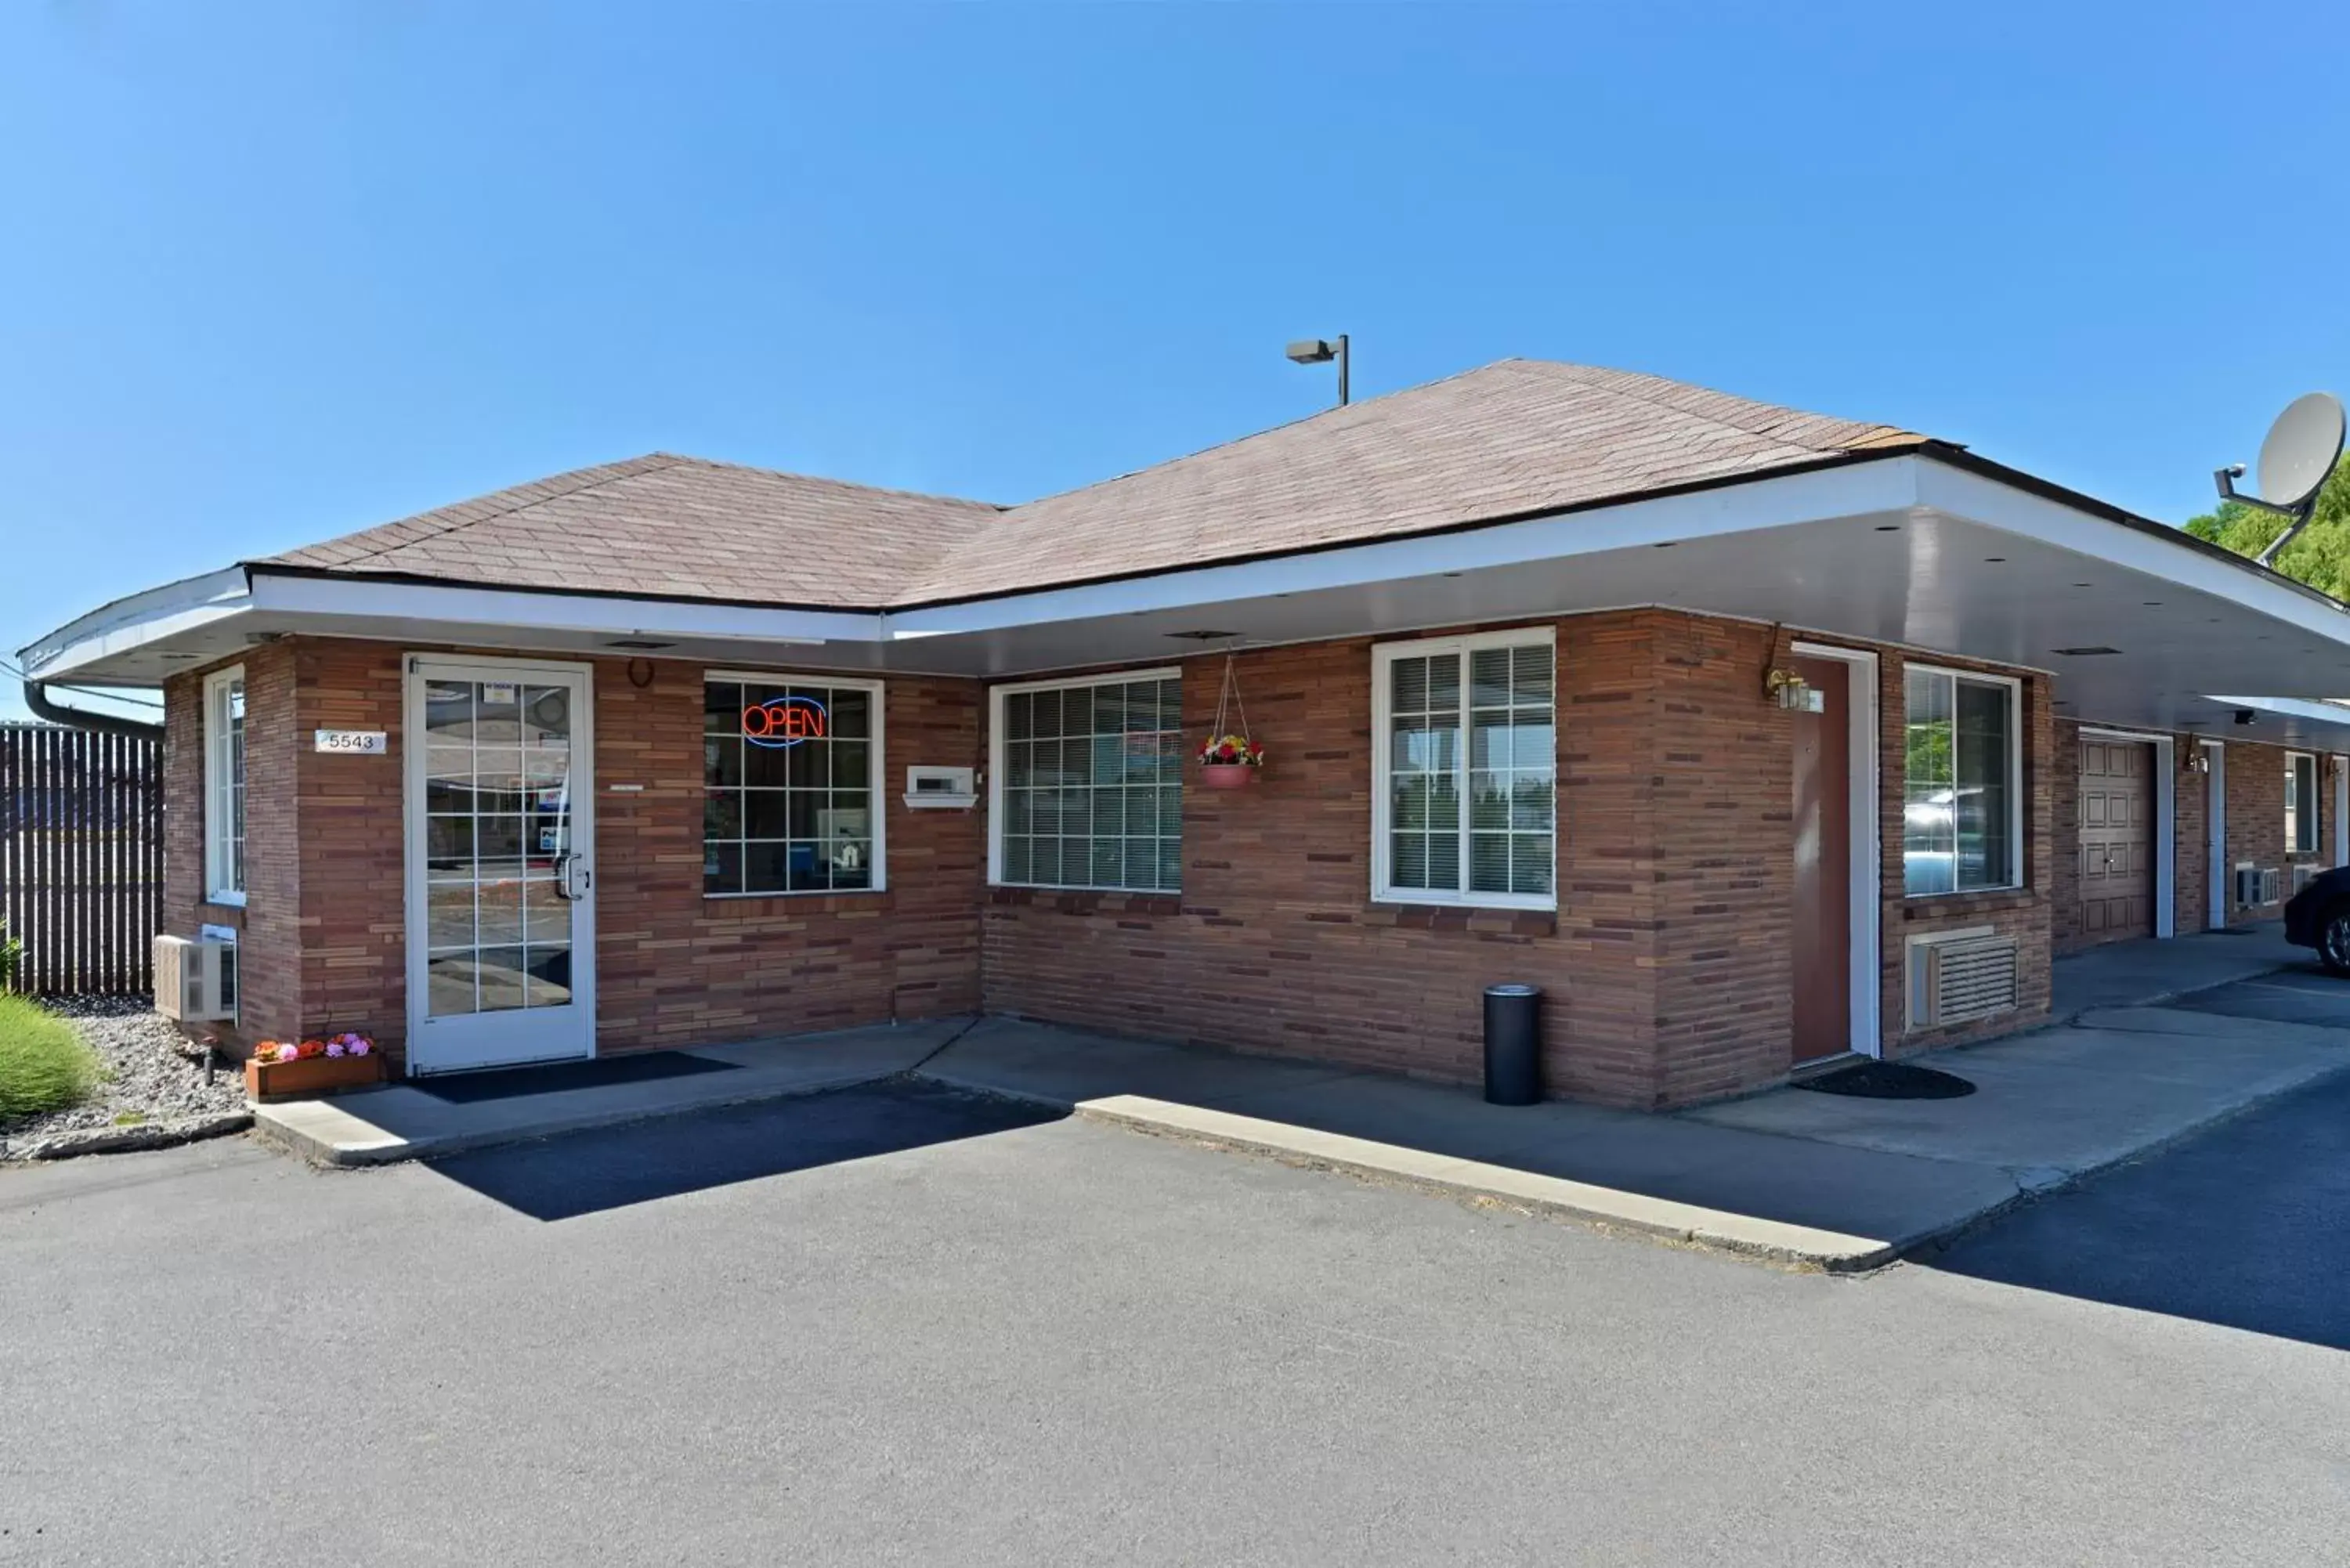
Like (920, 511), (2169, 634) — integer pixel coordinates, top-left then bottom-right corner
(0, 921), (20, 989)
(0, 994), (99, 1122)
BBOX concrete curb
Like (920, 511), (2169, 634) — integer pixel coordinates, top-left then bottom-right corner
(2, 1110), (254, 1163)
(250, 1069), (894, 1167)
(1059, 1093), (1898, 1273)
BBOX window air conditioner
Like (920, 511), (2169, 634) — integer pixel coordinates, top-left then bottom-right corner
(154, 934), (235, 1023)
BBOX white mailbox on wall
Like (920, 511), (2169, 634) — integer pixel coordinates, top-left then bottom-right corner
(903, 766), (977, 809)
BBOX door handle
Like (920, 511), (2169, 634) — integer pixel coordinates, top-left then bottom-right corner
(554, 854), (591, 901)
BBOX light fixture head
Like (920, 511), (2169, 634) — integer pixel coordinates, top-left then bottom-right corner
(1285, 338), (1336, 365)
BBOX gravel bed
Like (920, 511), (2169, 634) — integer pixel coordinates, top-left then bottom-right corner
(2, 996), (249, 1157)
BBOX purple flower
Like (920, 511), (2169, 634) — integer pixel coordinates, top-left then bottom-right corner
(325, 1041), (346, 1058)
(349, 1039), (371, 1057)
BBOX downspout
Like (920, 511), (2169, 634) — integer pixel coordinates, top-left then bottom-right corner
(22, 679), (165, 742)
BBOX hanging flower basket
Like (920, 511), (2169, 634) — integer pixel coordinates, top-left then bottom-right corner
(1197, 652), (1265, 789)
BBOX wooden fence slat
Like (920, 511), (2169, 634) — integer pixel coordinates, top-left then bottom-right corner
(0, 722), (163, 998)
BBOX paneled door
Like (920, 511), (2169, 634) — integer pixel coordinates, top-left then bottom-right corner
(403, 657), (596, 1074)
(2078, 739), (2153, 944)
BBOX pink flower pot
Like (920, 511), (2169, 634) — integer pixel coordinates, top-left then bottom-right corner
(1198, 763), (1259, 790)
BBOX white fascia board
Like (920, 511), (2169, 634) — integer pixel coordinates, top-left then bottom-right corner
(245, 572), (885, 645)
(882, 457), (1926, 638)
(1914, 461), (2350, 646)
(18, 565), (254, 681)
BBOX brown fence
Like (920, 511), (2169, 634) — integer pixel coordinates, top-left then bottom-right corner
(1, 723), (164, 997)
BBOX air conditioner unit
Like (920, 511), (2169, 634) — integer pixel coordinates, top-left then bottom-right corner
(2234, 863), (2261, 907)
(2294, 864), (2323, 895)
(1906, 927), (2021, 1031)
(2259, 868), (2283, 906)
(154, 934), (235, 1022)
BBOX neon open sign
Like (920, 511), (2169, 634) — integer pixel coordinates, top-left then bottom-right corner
(743, 695), (828, 748)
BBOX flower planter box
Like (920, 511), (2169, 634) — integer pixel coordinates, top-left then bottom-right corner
(244, 1053), (382, 1103)
(1198, 763), (1260, 790)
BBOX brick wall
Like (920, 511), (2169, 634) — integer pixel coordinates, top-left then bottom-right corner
(163, 616), (2059, 1109)
(1875, 652), (2055, 1053)
(982, 610), (2054, 1107)
(165, 638), (984, 1069)
(163, 644), (303, 1050)
(2222, 737), (2332, 923)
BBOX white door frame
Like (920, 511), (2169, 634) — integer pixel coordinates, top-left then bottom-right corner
(402, 653), (598, 1075)
(2204, 740), (2227, 930)
(2078, 727), (2175, 940)
(1791, 642), (1882, 1058)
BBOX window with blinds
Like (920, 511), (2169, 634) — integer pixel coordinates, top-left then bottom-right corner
(1373, 631), (1556, 908)
(992, 670), (1184, 893)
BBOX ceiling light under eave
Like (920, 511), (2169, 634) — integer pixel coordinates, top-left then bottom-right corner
(2052, 646), (2124, 657)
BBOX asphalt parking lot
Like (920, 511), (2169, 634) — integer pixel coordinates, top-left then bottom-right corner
(4, 1080), (2348, 1566)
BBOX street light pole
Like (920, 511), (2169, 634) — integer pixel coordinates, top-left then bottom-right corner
(1284, 334), (1350, 407)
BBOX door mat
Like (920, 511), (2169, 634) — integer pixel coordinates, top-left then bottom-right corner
(417, 1052), (739, 1104)
(1791, 1061), (1976, 1100)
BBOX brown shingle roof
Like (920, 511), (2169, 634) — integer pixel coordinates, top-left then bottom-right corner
(262, 454), (1003, 607)
(257, 360), (1930, 609)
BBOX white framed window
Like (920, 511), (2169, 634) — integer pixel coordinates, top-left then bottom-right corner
(1902, 665), (2023, 896)
(2287, 751), (2319, 855)
(989, 668), (1184, 894)
(701, 671), (887, 896)
(1371, 629), (1556, 909)
(202, 665), (247, 905)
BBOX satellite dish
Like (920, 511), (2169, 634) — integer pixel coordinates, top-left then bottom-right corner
(2213, 391), (2345, 566)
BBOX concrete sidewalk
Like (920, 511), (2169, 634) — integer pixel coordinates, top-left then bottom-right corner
(251, 1020), (966, 1165)
(248, 927), (2348, 1270)
(2048, 923), (2302, 1016)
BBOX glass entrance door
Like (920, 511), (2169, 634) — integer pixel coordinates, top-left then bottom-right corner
(403, 658), (595, 1074)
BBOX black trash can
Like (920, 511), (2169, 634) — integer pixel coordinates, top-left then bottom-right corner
(1482, 984), (1542, 1106)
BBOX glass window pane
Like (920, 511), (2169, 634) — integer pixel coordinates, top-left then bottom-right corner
(830, 688), (871, 739)
(1470, 771), (1509, 830)
(525, 946), (572, 1007)
(523, 877), (569, 944)
(1470, 833), (1512, 894)
(522, 685), (569, 746)
(704, 841), (743, 895)
(1511, 771), (1555, 831)
(746, 841), (792, 894)
(1512, 644), (1553, 703)
(1954, 679), (2011, 890)
(425, 681), (473, 739)
(427, 953), (476, 1017)
(477, 876), (523, 945)
(705, 735), (743, 788)
(744, 791), (790, 840)
(1470, 648), (1513, 709)
(1002, 836), (1032, 883)
(1512, 834), (1553, 896)
(1904, 782), (1958, 896)
(1005, 690), (1033, 742)
(704, 681), (741, 735)
(425, 880), (474, 948)
(704, 792), (742, 840)
(475, 947), (527, 1013)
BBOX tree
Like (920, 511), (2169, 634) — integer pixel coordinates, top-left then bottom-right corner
(2183, 458), (2350, 599)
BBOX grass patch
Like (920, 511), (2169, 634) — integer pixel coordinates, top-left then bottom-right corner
(111, 1110), (149, 1127)
(0, 994), (100, 1122)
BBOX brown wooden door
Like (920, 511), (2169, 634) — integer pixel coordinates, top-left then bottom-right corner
(1790, 656), (1852, 1064)
(2077, 739), (2153, 943)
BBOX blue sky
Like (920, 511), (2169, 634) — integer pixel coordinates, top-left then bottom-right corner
(5, 2), (2345, 717)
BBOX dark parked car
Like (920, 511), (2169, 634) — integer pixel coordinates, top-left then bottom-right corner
(2284, 868), (2350, 974)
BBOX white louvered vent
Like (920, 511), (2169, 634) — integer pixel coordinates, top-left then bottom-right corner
(1906, 927), (2020, 1031)
(2294, 864), (2322, 895)
(2260, 868), (2283, 906)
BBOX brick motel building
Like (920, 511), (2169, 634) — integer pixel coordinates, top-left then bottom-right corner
(26, 361), (2350, 1110)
